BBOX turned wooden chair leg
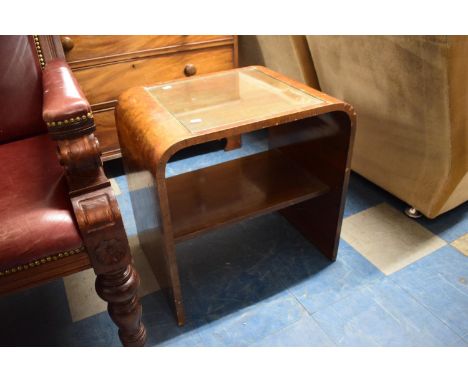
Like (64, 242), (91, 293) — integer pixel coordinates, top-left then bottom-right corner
(96, 264), (146, 346)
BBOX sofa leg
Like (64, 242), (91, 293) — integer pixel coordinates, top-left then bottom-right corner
(96, 264), (147, 346)
(405, 206), (422, 219)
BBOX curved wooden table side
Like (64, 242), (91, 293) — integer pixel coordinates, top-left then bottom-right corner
(115, 66), (356, 325)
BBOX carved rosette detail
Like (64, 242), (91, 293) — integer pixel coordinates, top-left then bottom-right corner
(95, 239), (125, 265)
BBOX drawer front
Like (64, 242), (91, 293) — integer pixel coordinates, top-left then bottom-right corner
(74, 46), (235, 107)
(63, 35), (233, 64)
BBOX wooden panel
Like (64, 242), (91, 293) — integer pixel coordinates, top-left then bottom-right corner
(75, 46), (235, 107)
(93, 109), (121, 160)
(64, 35), (233, 64)
(269, 112), (355, 260)
(167, 149), (328, 242)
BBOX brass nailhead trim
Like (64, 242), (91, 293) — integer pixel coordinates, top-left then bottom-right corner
(0, 246), (85, 277)
(46, 112), (94, 127)
(32, 35), (93, 127)
(33, 35), (45, 70)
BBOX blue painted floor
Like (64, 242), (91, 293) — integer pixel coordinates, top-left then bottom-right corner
(0, 131), (467, 346)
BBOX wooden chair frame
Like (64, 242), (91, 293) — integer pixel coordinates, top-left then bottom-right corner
(0, 35), (146, 346)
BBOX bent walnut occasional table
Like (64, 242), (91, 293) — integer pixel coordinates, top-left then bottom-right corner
(115, 66), (356, 325)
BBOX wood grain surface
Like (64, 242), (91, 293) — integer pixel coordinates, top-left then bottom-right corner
(59, 35), (238, 160)
(168, 149), (329, 242)
(74, 46), (235, 107)
(116, 66), (356, 325)
(64, 35), (233, 66)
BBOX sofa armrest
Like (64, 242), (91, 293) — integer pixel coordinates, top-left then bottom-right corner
(42, 58), (95, 140)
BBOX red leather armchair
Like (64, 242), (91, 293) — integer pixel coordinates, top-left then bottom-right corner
(0, 36), (146, 346)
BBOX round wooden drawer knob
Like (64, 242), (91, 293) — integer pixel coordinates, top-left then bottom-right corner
(184, 64), (197, 77)
(61, 36), (75, 52)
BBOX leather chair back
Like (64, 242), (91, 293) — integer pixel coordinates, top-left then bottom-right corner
(0, 35), (47, 144)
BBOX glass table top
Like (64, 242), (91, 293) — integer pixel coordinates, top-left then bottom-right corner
(145, 67), (325, 133)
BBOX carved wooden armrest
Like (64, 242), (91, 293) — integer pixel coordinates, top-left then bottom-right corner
(42, 59), (106, 196)
(42, 58), (147, 345)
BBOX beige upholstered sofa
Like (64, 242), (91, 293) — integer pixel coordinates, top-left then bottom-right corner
(239, 36), (318, 87)
(239, 36), (468, 218)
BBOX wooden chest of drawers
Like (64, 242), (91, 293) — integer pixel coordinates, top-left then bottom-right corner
(60, 35), (238, 160)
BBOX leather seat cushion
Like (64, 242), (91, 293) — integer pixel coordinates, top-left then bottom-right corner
(0, 134), (83, 271)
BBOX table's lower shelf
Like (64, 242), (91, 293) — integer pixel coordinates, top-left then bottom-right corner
(167, 149), (329, 242)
